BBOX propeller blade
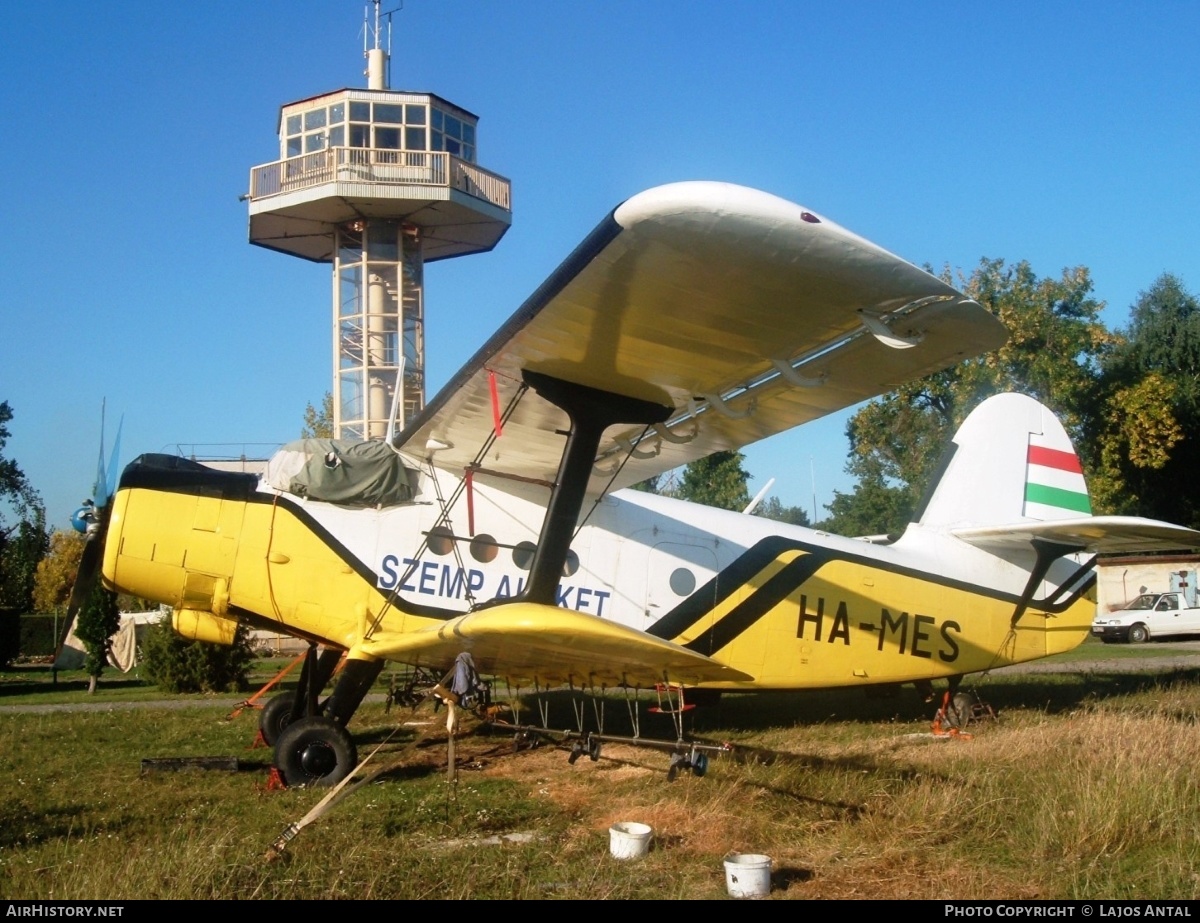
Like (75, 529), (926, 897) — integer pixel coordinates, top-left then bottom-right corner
(101, 416), (123, 508)
(58, 401), (121, 661)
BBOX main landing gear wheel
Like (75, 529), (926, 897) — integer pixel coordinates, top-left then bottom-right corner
(275, 717), (357, 787)
(1127, 623), (1149, 644)
(259, 693), (295, 747)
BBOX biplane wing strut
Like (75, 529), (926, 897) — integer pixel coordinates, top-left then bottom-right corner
(509, 370), (670, 606)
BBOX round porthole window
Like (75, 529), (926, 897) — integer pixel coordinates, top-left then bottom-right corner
(669, 567), (696, 596)
(427, 525), (454, 556)
(470, 534), (499, 563)
(563, 549), (580, 577)
(512, 541), (537, 571)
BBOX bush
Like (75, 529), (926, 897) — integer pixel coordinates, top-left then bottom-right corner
(0, 606), (20, 667)
(18, 612), (56, 659)
(141, 617), (254, 693)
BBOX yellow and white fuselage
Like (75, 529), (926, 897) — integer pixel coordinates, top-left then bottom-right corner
(102, 401), (1106, 694)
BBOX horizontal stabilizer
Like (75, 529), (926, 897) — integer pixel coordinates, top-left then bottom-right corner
(952, 517), (1200, 555)
(358, 603), (753, 687)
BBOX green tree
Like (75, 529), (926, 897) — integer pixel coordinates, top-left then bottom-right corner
(675, 451), (751, 511)
(817, 461), (910, 537)
(754, 495), (811, 527)
(0, 402), (48, 664)
(75, 584), (120, 693)
(302, 392), (334, 439)
(1091, 274), (1200, 525)
(824, 259), (1110, 535)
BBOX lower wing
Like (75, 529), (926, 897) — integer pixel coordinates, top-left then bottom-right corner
(358, 602), (753, 687)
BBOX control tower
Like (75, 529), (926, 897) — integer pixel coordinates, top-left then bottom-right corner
(247, 3), (512, 440)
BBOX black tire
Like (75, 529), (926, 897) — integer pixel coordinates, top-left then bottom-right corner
(275, 717), (357, 787)
(692, 752), (709, 777)
(259, 693), (296, 747)
(588, 737), (602, 762)
(1128, 623), (1149, 644)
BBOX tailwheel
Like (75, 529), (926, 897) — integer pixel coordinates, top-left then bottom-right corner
(258, 693), (296, 747)
(943, 692), (976, 730)
(275, 717), (357, 787)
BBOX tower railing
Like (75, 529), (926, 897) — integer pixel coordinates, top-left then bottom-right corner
(249, 148), (511, 210)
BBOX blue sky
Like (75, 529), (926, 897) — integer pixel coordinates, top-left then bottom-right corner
(2, 1), (1198, 529)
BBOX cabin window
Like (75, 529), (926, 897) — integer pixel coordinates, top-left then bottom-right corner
(512, 541), (536, 570)
(427, 526), (455, 556)
(669, 568), (696, 596)
(470, 534), (499, 563)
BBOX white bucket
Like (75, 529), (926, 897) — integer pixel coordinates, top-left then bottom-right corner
(724, 853), (771, 898)
(609, 821), (653, 859)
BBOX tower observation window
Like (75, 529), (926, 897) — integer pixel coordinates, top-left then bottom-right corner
(282, 97), (478, 162)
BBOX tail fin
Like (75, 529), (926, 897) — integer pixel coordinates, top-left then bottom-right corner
(918, 393), (1089, 530)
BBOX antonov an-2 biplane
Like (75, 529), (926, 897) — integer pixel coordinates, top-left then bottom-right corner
(71, 182), (1200, 786)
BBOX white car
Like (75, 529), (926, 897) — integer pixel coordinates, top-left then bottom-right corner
(1091, 592), (1200, 643)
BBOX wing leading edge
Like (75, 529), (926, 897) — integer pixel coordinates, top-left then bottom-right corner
(397, 182), (1008, 492)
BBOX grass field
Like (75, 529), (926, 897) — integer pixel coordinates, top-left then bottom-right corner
(3, 642), (1200, 900)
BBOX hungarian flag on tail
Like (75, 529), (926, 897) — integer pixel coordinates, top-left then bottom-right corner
(1024, 436), (1091, 519)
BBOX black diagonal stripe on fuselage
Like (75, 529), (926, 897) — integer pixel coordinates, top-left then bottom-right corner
(647, 534), (1095, 657)
(645, 535), (813, 641)
(681, 553), (829, 656)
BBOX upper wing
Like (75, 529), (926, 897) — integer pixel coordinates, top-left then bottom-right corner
(358, 602), (753, 687)
(398, 182), (1007, 492)
(952, 517), (1200, 554)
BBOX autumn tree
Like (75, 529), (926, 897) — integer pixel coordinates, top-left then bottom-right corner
(302, 392), (334, 439)
(820, 259), (1110, 535)
(33, 530), (85, 614)
(1089, 274), (1199, 525)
